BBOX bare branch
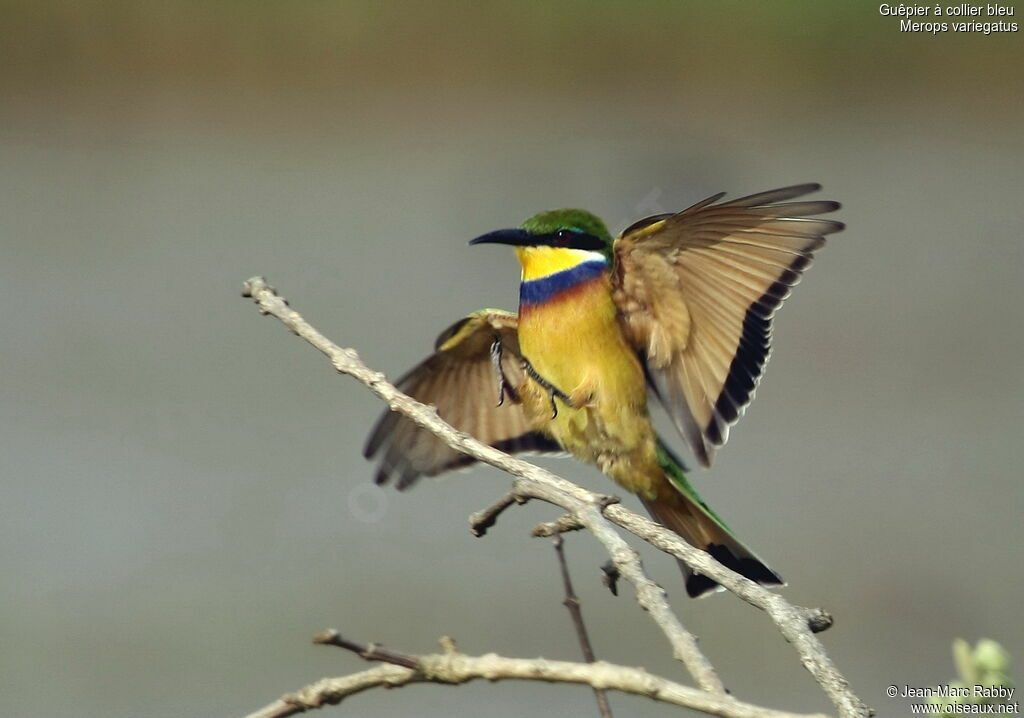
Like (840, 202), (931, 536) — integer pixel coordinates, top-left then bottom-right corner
(313, 630), (420, 669)
(241, 276), (871, 718)
(242, 276), (723, 694)
(595, 507), (858, 712)
(243, 634), (833, 718)
(532, 513), (585, 537)
(469, 491), (528, 537)
(514, 477), (727, 694)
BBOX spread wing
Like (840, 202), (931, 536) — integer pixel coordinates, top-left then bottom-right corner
(363, 310), (560, 489)
(612, 183), (843, 467)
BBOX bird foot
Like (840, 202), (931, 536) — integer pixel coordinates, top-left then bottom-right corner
(521, 356), (572, 419)
(489, 337), (520, 407)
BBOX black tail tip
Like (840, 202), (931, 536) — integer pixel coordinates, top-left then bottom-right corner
(685, 544), (784, 598)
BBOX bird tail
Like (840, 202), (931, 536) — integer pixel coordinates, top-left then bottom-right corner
(642, 439), (784, 598)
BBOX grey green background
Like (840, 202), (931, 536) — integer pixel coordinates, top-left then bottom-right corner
(3, 2), (1022, 716)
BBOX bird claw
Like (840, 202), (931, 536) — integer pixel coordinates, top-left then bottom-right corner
(521, 356), (572, 419)
(489, 337), (518, 407)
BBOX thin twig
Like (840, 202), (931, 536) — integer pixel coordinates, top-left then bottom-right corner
(241, 276), (870, 718)
(532, 513), (585, 537)
(515, 478), (727, 693)
(553, 535), (614, 718)
(243, 633), (833, 718)
(313, 630), (420, 669)
(469, 491), (527, 537)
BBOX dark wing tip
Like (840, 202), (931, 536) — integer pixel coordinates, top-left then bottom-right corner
(719, 183), (825, 208)
(693, 439), (712, 468)
(782, 199), (840, 215)
(686, 191), (727, 212)
(686, 544), (784, 598)
(395, 465), (423, 491)
(620, 212), (674, 238)
(363, 414), (390, 459)
(791, 181), (822, 194)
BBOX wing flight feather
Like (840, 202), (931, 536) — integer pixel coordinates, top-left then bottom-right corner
(364, 310), (560, 489)
(612, 184), (843, 466)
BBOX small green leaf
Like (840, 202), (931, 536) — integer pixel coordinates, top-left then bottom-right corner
(974, 639), (1012, 678)
(953, 638), (978, 684)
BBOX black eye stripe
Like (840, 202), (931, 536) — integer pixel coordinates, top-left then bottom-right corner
(544, 228), (605, 251)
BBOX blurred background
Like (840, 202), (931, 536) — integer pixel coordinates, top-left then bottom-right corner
(3, 2), (1022, 716)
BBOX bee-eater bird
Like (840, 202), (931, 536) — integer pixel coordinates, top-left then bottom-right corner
(365, 184), (842, 596)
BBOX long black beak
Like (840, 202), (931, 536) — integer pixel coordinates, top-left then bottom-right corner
(469, 228), (533, 247)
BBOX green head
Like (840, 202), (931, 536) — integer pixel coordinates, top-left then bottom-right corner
(469, 208), (614, 260)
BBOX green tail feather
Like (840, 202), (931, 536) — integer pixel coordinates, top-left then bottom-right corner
(655, 438), (733, 530)
(648, 437), (784, 597)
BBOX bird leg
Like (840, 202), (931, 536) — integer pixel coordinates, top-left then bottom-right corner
(489, 337), (519, 407)
(520, 356), (572, 419)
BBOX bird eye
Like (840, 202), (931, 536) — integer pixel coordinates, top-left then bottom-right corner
(555, 229), (576, 245)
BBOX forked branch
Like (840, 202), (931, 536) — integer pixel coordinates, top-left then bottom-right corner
(241, 276), (870, 718)
(243, 632), (831, 718)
